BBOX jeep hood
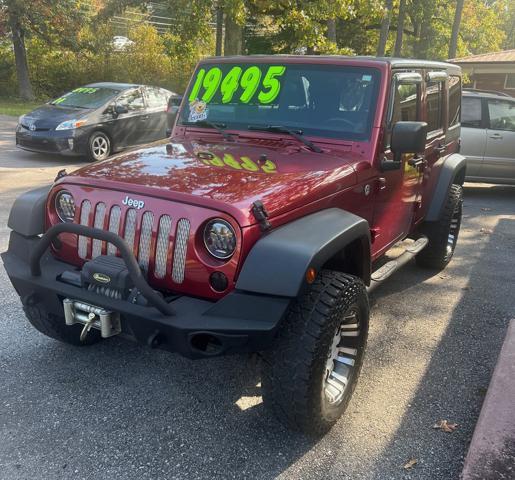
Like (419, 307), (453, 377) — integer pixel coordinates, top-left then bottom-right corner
(64, 139), (359, 227)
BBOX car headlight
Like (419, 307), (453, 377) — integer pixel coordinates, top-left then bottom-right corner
(55, 118), (88, 131)
(55, 190), (76, 223)
(18, 114), (25, 125)
(203, 219), (236, 260)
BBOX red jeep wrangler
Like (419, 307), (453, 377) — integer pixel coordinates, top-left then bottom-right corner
(2, 56), (465, 435)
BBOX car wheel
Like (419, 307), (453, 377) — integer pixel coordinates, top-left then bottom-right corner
(416, 184), (463, 270)
(88, 132), (111, 162)
(261, 271), (369, 435)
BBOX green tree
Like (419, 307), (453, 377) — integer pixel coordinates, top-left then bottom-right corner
(0, 0), (86, 99)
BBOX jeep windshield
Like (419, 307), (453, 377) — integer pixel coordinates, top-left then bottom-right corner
(179, 62), (381, 141)
(50, 87), (120, 109)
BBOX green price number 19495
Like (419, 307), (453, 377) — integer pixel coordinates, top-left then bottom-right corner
(188, 65), (286, 105)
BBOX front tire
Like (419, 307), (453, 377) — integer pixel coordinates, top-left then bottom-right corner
(261, 271), (369, 435)
(416, 184), (463, 270)
(87, 131), (111, 162)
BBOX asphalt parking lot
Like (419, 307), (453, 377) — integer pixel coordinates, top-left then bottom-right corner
(1, 114), (514, 480)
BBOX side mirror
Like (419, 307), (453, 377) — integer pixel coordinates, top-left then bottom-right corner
(382, 121), (428, 171)
(114, 105), (128, 116)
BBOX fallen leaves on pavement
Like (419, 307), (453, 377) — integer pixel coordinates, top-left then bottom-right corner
(480, 228), (493, 234)
(403, 458), (417, 470)
(433, 419), (459, 433)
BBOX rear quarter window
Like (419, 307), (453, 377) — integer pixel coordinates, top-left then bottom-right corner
(448, 76), (461, 127)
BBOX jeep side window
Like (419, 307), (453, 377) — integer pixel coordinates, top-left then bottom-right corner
(448, 75), (461, 128)
(426, 81), (444, 133)
(386, 72), (422, 146)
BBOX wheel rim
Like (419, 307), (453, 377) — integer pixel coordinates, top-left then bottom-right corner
(324, 307), (361, 405)
(92, 136), (109, 159)
(446, 200), (462, 256)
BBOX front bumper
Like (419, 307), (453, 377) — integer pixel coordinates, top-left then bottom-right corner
(2, 227), (290, 359)
(15, 126), (88, 156)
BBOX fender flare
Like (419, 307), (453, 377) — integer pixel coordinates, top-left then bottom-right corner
(236, 208), (371, 298)
(425, 153), (466, 222)
(8, 185), (51, 237)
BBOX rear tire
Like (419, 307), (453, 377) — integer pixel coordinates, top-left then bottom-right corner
(23, 300), (101, 346)
(87, 131), (111, 162)
(261, 271), (369, 435)
(416, 184), (463, 270)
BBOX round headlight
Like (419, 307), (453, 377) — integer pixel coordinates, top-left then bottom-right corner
(203, 219), (236, 260)
(55, 190), (75, 223)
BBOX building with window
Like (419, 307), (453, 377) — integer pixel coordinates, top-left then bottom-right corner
(450, 50), (515, 97)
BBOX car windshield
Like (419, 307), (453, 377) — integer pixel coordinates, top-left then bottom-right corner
(50, 87), (119, 109)
(179, 62), (381, 141)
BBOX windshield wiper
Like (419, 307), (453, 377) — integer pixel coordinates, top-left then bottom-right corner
(248, 125), (322, 153)
(52, 103), (88, 109)
(182, 120), (235, 141)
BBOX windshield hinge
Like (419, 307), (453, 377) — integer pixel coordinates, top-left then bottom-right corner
(55, 169), (67, 182)
(251, 200), (271, 232)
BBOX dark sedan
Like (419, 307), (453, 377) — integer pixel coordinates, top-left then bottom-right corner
(16, 83), (177, 161)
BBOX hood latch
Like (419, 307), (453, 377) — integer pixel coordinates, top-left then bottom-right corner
(251, 200), (271, 232)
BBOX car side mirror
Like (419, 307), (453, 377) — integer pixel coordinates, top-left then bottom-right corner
(382, 121), (428, 171)
(114, 105), (128, 116)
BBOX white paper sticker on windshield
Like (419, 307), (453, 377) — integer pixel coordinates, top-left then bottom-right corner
(362, 75), (372, 82)
(188, 99), (208, 122)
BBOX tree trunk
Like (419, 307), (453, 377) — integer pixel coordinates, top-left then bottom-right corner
(327, 19), (336, 43)
(448, 0), (465, 59)
(393, 0), (406, 57)
(224, 14), (243, 56)
(376, 0), (393, 57)
(8, 11), (34, 100)
(215, 5), (223, 56)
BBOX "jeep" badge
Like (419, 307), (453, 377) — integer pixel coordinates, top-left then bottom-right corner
(122, 196), (145, 209)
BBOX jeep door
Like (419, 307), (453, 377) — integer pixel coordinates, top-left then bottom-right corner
(372, 71), (424, 255)
(482, 98), (515, 183)
(460, 96), (487, 178)
(108, 88), (147, 148)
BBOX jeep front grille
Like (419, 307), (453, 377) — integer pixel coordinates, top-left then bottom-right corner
(77, 200), (190, 283)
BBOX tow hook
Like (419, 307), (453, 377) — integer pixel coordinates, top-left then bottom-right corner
(63, 298), (121, 341)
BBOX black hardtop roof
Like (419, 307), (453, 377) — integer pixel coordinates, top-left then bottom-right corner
(202, 55), (461, 74)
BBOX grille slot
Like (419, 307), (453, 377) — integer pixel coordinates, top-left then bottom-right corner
(138, 212), (154, 273)
(91, 203), (106, 258)
(172, 219), (190, 284)
(78, 200), (91, 259)
(107, 206), (121, 255)
(155, 215), (172, 278)
(76, 200), (189, 283)
(123, 208), (137, 251)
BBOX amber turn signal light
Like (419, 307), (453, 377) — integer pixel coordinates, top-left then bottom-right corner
(306, 267), (316, 284)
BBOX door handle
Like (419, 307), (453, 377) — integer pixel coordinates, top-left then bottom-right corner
(408, 156), (425, 168)
(489, 134), (503, 140)
(140, 115), (150, 121)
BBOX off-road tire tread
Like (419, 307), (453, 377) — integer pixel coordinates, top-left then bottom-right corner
(416, 184), (463, 270)
(261, 271), (369, 436)
(23, 302), (101, 346)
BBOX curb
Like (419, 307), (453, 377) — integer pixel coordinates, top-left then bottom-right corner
(461, 319), (515, 479)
